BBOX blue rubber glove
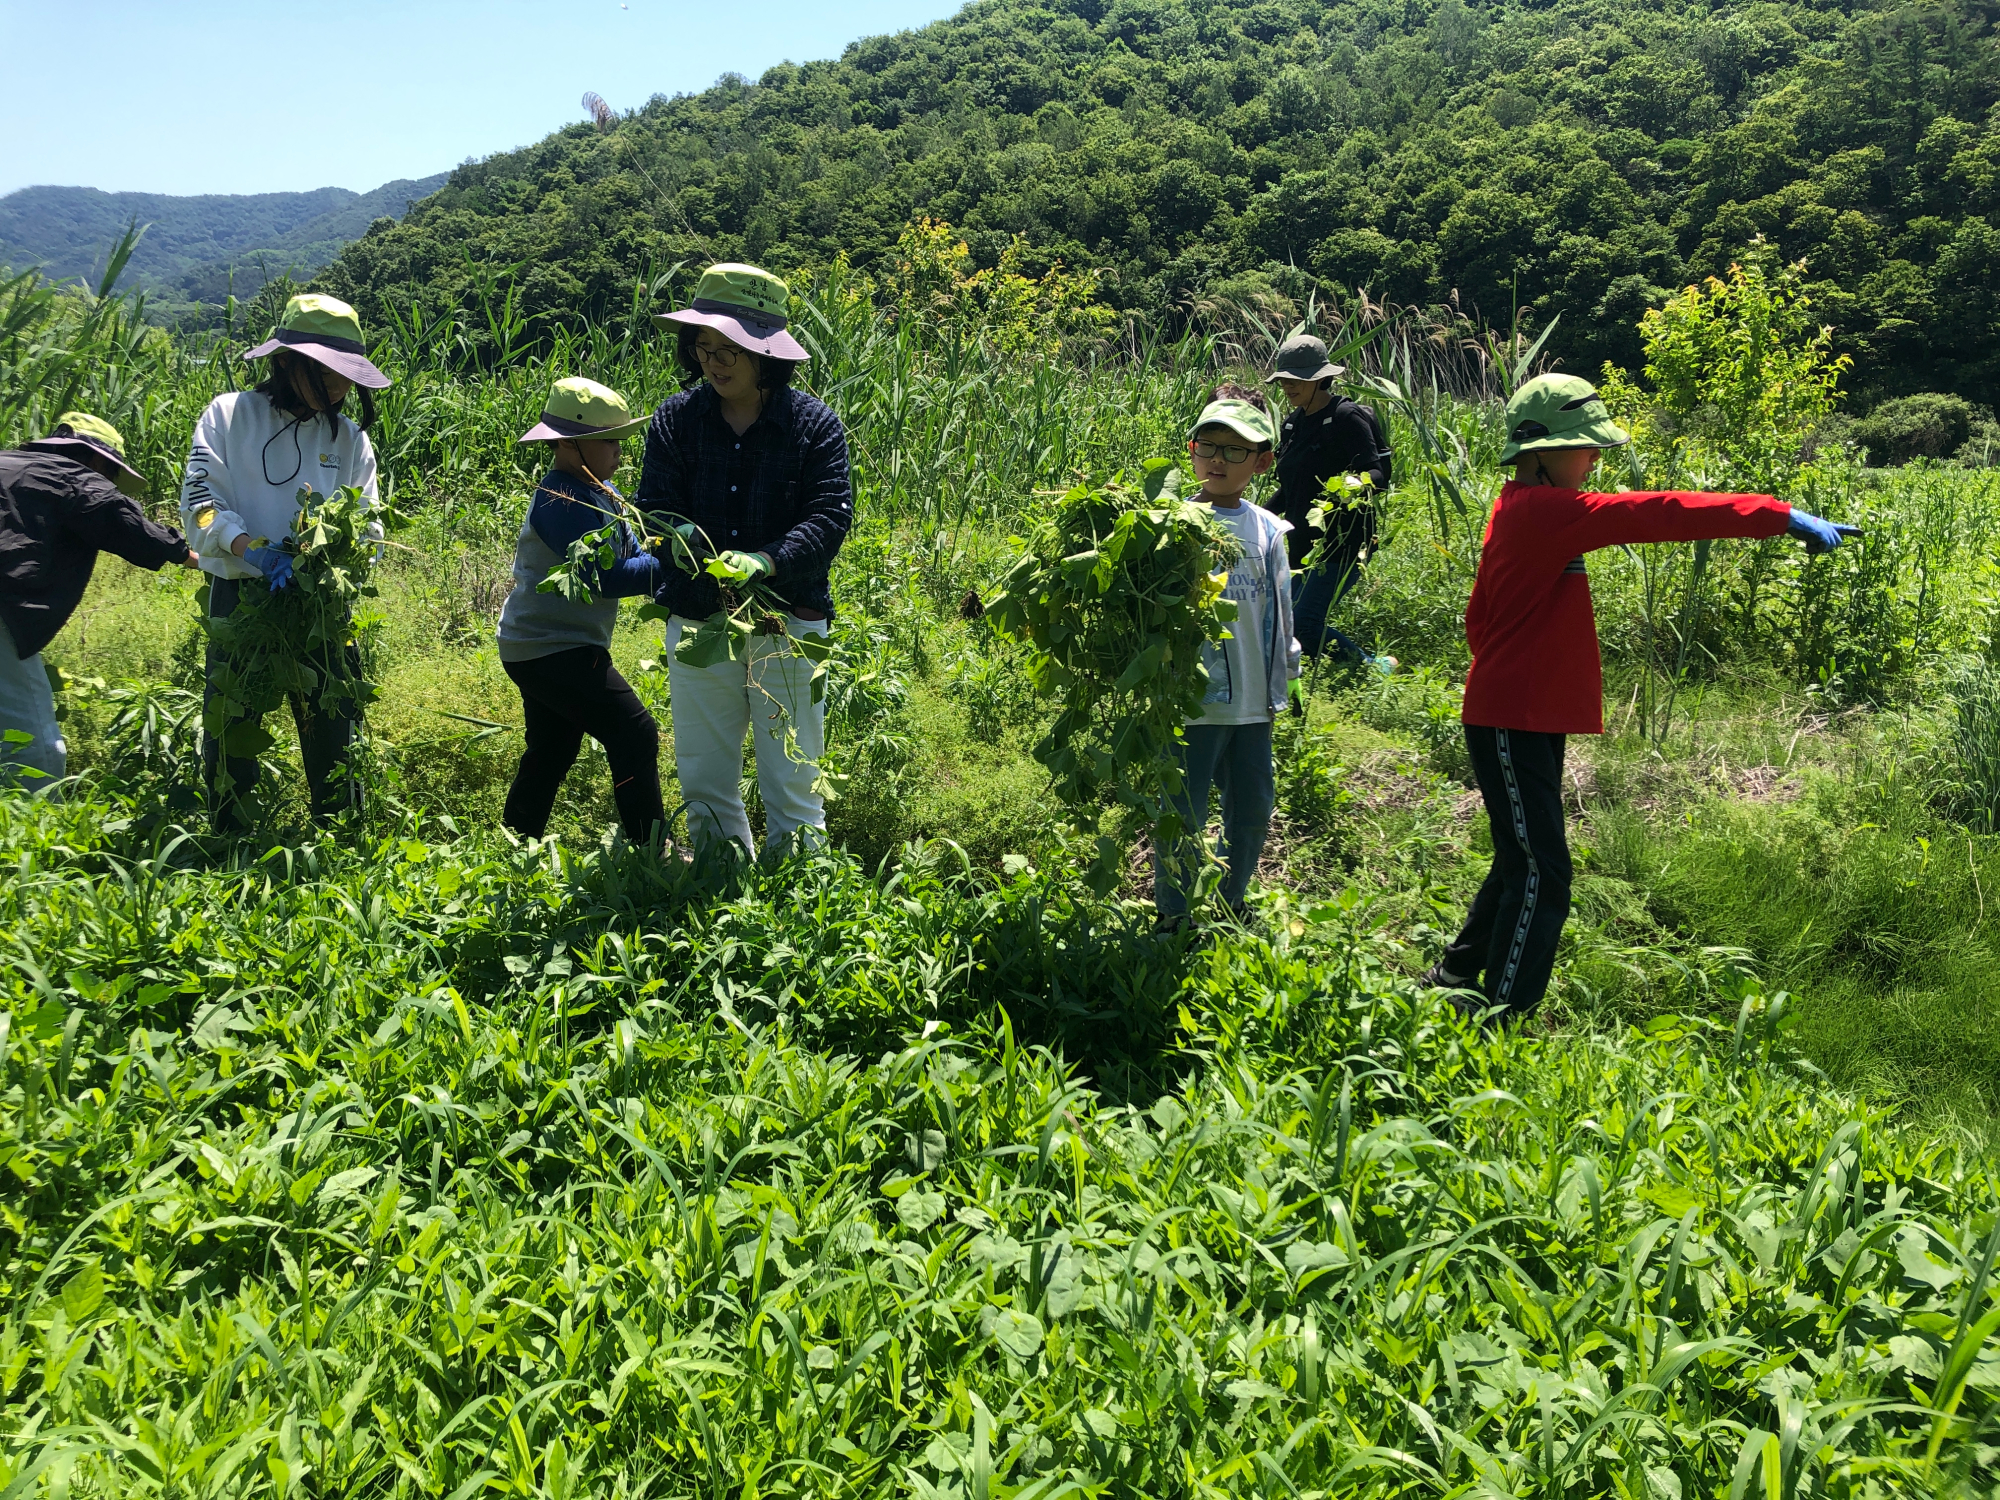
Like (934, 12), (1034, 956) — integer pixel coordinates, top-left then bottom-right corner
(1787, 510), (1862, 555)
(243, 545), (294, 591)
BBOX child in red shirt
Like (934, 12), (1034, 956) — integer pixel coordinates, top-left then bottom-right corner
(1428, 373), (1857, 1020)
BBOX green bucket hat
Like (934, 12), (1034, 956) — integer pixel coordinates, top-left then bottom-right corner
(1498, 373), (1629, 464)
(25, 411), (146, 496)
(655, 262), (809, 363)
(243, 293), (391, 389)
(1188, 398), (1276, 448)
(1266, 333), (1345, 384)
(518, 377), (649, 443)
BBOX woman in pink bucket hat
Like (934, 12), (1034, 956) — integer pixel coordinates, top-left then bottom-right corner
(638, 263), (854, 857)
(177, 292), (390, 830)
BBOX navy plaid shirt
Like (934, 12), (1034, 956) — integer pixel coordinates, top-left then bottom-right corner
(637, 383), (854, 620)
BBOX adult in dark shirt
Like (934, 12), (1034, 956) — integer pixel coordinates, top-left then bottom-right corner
(1266, 335), (1392, 664)
(639, 263), (854, 854)
(0, 413), (196, 781)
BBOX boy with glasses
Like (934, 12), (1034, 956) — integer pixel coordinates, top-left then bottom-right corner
(1153, 385), (1301, 927)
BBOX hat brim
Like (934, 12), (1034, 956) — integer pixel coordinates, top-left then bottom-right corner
(518, 415), (649, 444)
(1266, 362), (1346, 383)
(24, 435), (147, 496)
(655, 306), (809, 363)
(1189, 416), (1274, 446)
(1498, 418), (1631, 466)
(243, 336), (392, 390)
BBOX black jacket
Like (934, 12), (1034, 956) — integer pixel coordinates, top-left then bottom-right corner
(0, 447), (188, 658)
(1272, 396), (1392, 570)
(638, 384), (854, 620)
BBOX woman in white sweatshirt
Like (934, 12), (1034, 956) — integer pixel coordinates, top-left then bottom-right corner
(178, 293), (389, 830)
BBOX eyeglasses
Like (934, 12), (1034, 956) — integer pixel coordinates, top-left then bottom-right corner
(1190, 440), (1257, 463)
(694, 342), (744, 368)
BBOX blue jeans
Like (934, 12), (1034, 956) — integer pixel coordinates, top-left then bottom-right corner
(1293, 548), (1366, 661)
(1153, 720), (1275, 916)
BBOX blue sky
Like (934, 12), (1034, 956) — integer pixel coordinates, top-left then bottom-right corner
(0, 0), (963, 198)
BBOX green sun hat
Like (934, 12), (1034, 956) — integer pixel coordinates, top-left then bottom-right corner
(242, 293), (391, 389)
(1266, 333), (1346, 384)
(26, 411), (147, 496)
(1498, 373), (1629, 464)
(518, 377), (649, 443)
(655, 262), (810, 362)
(1188, 398), (1276, 448)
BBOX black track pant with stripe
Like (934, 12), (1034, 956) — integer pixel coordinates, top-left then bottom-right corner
(1440, 726), (1572, 1017)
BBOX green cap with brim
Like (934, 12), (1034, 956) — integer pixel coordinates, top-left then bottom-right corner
(1188, 398), (1276, 448)
(656, 262), (810, 363)
(518, 376), (649, 443)
(1498, 373), (1630, 464)
(25, 411), (147, 496)
(243, 293), (392, 390)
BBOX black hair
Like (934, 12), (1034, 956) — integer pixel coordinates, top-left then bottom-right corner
(256, 350), (377, 432)
(252, 350), (376, 487)
(1209, 381), (1268, 410)
(675, 325), (799, 392)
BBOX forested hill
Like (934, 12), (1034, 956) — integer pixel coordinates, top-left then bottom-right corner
(0, 173), (448, 316)
(320, 0), (1996, 407)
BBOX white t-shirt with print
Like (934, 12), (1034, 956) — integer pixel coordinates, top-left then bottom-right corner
(178, 391), (380, 581)
(1197, 500), (1276, 726)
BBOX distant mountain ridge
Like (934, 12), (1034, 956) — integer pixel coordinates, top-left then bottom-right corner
(0, 173), (450, 317)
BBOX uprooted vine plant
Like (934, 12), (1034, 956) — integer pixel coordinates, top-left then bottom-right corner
(986, 459), (1238, 894)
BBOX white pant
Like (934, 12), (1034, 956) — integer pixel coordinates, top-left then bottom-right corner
(665, 613), (828, 852)
(0, 635), (64, 783)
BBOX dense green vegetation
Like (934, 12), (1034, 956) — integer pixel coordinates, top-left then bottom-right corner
(10, 175), (2000, 1491)
(321, 0), (2000, 412)
(0, 174), (447, 320)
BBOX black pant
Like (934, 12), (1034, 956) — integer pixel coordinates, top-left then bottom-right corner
(503, 646), (663, 844)
(203, 576), (361, 830)
(1441, 726), (1572, 1017)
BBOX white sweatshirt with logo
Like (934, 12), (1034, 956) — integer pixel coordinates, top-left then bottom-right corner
(178, 391), (380, 581)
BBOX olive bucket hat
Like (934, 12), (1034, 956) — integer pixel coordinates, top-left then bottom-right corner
(243, 293), (391, 389)
(27, 411), (146, 497)
(1498, 373), (1629, 464)
(1266, 333), (1346, 384)
(655, 262), (809, 363)
(518, 377), (650, 444)
(1188, 397), (1276, 448)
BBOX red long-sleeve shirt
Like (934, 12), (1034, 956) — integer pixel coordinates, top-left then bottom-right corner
(1462, 482), (1792, 734)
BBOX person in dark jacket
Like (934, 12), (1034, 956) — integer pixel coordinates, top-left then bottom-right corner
(639, 262), (854, 854)
(494, 377), (664, 845)
(1266, 334), (1393, 668)
(1426, 374), (1856, 1023)
(0, 413), (195, 781)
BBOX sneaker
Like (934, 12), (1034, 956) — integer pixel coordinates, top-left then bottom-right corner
(1420, 961), (1475, 989)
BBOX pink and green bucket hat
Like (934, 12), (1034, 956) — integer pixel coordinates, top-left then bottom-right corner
(243, 293), (392, 389)
(655, 263), (809, 362)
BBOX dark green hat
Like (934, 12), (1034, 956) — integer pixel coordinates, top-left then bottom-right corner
(1498, 374), (1630, 464)
(1267, 333), (1344, 384)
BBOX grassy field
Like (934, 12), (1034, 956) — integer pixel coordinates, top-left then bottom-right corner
(7, 256), (2000, 1493)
